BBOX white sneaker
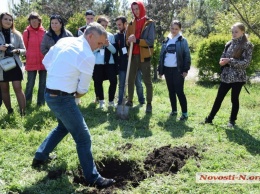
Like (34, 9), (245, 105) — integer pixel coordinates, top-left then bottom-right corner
(99, 100), (105, 109)
(227, 121), (235, 128)
(108, 101), (115, 107)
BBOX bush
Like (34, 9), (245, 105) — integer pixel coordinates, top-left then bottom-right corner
(66, 12), (86, 36)
(248, 35), (260, 75)
(151, 40), (161, 80)
(195, 34), (260, 81)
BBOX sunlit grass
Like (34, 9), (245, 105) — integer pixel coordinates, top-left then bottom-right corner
(0, 73), (260, 193)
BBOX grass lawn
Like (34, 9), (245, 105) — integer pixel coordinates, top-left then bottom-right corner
(0, 74), (260, 194)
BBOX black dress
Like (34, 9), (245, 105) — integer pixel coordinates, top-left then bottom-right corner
(0, 28), (22, 82)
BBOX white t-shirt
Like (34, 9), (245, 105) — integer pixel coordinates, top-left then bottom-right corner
(164, 33), (180, 67)
(43, 35), (95, 94)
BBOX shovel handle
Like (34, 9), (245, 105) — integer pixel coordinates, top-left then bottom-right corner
(125, 42), (133, 87)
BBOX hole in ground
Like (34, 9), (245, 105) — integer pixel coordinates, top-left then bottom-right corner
(72, 144), (200, 193)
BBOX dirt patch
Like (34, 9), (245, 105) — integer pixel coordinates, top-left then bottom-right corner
(144, 145), (199, 175)
(47, 169), (64, 180)
(72, 144), (200, 193)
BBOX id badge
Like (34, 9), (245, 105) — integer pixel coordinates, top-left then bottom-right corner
(100, 49), (105, 56)
(122, 47), (127, 54)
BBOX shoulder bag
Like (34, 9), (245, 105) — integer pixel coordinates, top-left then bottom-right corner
(0, 57), (16, 71)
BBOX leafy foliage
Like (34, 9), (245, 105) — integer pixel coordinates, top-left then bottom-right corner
(196, 34), (260, 81)
(146, 0), (189, 41)
(39, 0), (94, 23)
(66, 12), (86, 36)
(196, 35), (229, 81)
(12, 0), (32, 17)
(151, 40), (161, 79)
(227, 0), (260, 38)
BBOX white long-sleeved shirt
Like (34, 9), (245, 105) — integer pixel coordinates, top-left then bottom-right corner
(94, 31), (116, 65)
(43, 36), (94, 94)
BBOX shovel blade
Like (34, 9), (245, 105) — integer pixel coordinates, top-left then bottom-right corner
(116, 105), (129, 120)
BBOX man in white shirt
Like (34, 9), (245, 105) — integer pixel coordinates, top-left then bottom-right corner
(32, 22), (115, 188)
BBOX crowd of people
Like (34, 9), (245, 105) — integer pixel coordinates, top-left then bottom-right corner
(0, 0), (253, 189)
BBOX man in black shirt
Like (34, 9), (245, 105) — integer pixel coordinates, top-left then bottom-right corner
(77, 10), (95, 37)
(114, 16), (145, 106)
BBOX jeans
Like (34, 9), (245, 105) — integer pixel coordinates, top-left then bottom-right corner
(25, 70), (47, 105)
(208, 82), (244, 121)
(128, 55), (153, 103)
(34, 92), (100, 183)
(118, 69), (145, 105)
(164, 67), (187, 113)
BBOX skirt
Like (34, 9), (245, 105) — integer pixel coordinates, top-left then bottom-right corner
(0, 61), (23, 82)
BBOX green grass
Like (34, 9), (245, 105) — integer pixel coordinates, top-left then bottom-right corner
(0, 74), (260, 194)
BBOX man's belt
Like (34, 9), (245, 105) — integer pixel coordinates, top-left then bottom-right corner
(46, 88), (75, 96)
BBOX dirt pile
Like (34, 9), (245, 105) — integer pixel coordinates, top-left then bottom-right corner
(144, 145), (199, 175)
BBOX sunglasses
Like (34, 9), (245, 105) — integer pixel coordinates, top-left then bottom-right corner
(50, 14), (62, 20)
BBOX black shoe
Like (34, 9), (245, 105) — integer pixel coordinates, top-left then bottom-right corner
(202, 116), (213, 124)
(145, 103), (152, 113)
(125, 101), (133, 107)
(139, 101), (145, 105)
(179, 115), (188, 121)
(20, 110), (26, 117)
(32, 155), (57, 168)
(8, 108), (14, 114)
(93, 177), (116, 188)
(170, 111), (177, 116)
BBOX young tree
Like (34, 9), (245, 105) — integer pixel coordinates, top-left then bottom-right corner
(12, 0), (31, 17)
(146, 0), (189, 42)
(227, 0), (260, 38)
(39, 0), (94, 23)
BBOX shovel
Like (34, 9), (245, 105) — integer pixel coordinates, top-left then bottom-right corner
(116, 42), (133, 119)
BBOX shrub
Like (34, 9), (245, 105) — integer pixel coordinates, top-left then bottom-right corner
(151, 40), (161, 79)
(248, 35), (260, 75)
(195, 34), (260, 81)
(66, 12), (86, 36)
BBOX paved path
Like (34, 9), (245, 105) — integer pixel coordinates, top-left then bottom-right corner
(186, 66), (199, 81)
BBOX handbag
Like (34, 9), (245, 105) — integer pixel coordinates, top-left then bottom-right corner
(0, 57), (16, 71)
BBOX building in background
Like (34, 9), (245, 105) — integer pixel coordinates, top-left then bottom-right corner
(0, 0), (21, 14)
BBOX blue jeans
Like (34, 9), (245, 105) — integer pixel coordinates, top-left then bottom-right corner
(118, 69), (145, 105)
(34, 92), (100, 183)
(25, 70), (47, 105)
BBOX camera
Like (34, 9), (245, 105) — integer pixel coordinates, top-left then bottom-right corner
(5, 44), (15, 57)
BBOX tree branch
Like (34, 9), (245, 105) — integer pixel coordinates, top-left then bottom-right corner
(229, 0), (260, 38)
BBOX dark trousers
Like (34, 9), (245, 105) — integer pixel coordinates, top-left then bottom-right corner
(25, 70), (47, 105)
(93, 64), (117, 102)
(209, 82), (244, 121)
(164, 67), (187, 113)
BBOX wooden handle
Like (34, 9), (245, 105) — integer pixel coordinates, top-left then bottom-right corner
(125, 42), (133, 86)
